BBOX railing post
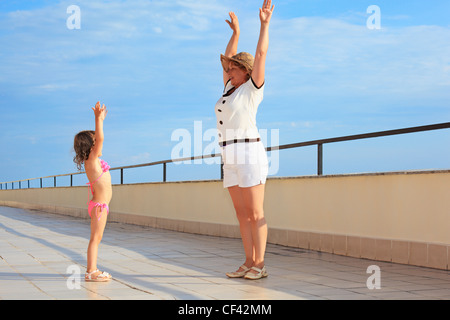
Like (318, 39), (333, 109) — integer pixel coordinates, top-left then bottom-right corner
(40, 178), (42, 188)
(54, 177), (56, 187)
(120, 168), (124, 185)
(19, 181), (21, 189)
(163, 163), (167, 182)
(28, 180), (30, 189)
(220, 156), (224, 180)
(70, 175), (73, 187)
(317, 143), (323, 176)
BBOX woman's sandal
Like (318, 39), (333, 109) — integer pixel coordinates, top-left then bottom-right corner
(226, 265), (251, 278)
(85, 269), (112, 282)
(244, 266), (268, 280)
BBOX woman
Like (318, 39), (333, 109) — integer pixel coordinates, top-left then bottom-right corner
(215, 0), (274, 280)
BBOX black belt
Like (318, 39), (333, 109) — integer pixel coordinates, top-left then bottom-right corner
(219, 138), (260, 147)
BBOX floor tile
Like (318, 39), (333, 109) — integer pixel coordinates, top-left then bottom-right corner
(0, 206), (448, 300)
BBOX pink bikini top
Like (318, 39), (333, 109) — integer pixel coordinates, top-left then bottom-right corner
(86, 159), (110, 196)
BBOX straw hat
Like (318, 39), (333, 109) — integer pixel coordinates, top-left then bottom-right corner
(220, 52), (254, 75)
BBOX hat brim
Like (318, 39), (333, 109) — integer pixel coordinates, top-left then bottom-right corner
(220, 54), (253, 74)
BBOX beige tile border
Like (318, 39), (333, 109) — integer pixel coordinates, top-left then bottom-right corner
(267, 227), (449, 271)
(1, 201), (448, 271)
(392, 240), (409, 265)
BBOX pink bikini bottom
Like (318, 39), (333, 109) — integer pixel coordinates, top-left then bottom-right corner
(88, 201), (109, 221)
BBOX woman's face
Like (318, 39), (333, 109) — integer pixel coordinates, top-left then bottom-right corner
(227, 62), (248, 88)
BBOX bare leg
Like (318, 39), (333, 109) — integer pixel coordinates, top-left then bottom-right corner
(228, 183), (267, 274)
(87, 206), (108, 278)
(228, 186), (254, 269)
(241, 184), (267, 272)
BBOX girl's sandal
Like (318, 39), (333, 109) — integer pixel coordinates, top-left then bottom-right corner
(85, 269), (112, 282)
(226, 265), (251, 278)
(244, 266), (268, 280)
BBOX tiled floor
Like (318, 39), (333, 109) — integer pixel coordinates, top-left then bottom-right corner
(0, 206), (448, 300)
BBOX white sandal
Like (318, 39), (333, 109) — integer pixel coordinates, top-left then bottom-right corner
(244, 266), (268, 280)
(85, 269), (112, 282)
(226, 265), (251, 278)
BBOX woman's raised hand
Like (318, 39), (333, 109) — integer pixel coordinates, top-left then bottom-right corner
(225, 11), (240, 34)
(259, 0), (275, 25)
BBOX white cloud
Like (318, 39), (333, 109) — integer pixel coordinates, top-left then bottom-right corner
(127, 152), (152, 165)
(1, 1), (449, 181)
(0, 0), (231, 94)
(268, 16), (450, 101)
(35, 83), (74, 91)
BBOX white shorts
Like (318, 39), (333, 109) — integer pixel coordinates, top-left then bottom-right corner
(221, 141), (269, 188)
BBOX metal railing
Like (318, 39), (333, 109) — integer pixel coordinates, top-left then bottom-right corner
(1, 122), (450, 190)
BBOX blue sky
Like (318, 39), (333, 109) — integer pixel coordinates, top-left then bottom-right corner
(1, 0), (449, 186)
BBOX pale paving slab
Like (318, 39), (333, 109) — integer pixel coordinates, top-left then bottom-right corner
(0, 206), (449, 300)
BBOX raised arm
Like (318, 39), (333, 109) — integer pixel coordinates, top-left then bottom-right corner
(223, 12), (240, 86)
(90, 101), (107, 159)
(252, 0), (274, 88)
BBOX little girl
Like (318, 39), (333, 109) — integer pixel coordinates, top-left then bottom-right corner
(73, 101), (112, 282)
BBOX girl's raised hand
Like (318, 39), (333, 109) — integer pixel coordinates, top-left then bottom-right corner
(225, 11), (240, 34)
(259, 0), (275, 25)
(92, 101), (107, 120)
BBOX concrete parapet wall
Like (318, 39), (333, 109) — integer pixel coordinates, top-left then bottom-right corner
(1, 170), (449, 270)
